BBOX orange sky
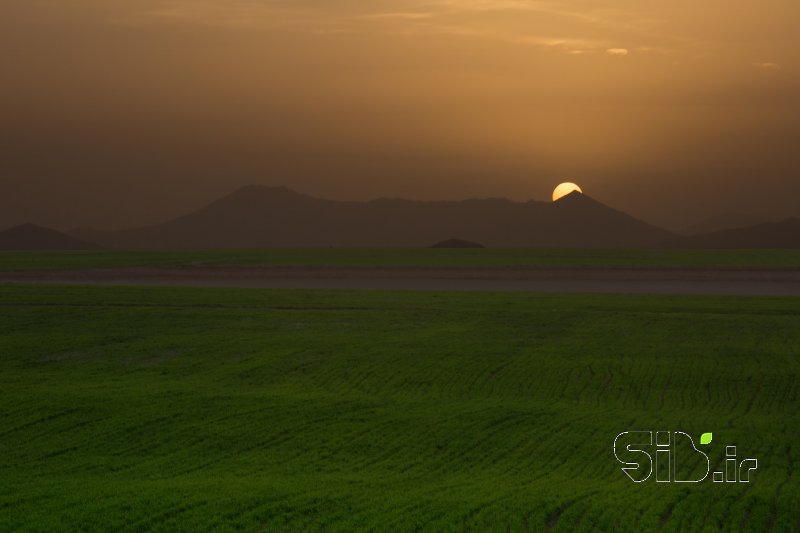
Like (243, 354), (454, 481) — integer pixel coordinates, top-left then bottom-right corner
(1, 0), (798, 230)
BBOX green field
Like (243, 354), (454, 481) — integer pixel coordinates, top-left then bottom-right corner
(1, 284), (798, 531)
(1, 248), (800, 271)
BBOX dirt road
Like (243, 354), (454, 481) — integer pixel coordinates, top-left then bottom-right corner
(2, 266), (800, 295)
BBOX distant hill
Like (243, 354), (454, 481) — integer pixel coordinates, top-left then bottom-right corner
(431, 239), (485, 249)
(675, 218), (800, 249)
(680, 213), (776, 236)
(83, 185), (674, 249)
(0, 223), (101, 251)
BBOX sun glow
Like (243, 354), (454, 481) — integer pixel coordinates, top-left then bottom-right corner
(552, 182), (583, 202)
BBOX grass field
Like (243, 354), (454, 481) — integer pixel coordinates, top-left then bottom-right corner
(1, 284), (798, 531)
(1, 248), (800, 271)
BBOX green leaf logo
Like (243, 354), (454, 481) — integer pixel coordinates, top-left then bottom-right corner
(700, 432), (713, 445)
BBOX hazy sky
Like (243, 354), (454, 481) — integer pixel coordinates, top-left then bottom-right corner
(1, 0), (799, 230)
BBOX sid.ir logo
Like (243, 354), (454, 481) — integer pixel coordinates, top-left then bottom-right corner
(613, 431), (758, 483)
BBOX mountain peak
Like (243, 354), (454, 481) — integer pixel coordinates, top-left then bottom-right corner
(553, 190), (590, 204)
(551, 190), (610, 212)
(202, 185), (312, 212)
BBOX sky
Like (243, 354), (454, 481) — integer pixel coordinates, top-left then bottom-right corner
(1, 0), (799, 231)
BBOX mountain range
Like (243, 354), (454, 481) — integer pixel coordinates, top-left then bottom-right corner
(675, 218), (800, 249)
(679, 213), (776, 236)
(3, 186), (798, 250)
(68, 185), (673, 249)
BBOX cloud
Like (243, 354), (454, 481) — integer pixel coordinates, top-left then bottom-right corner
(113, 0), (679, 59)
(515, 36), (602, 49)
(754, 62), (781, 71)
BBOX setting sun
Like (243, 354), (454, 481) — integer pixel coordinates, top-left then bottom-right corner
(552, 182), (583, 202)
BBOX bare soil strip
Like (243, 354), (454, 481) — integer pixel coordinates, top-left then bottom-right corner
(2, 266), (800, 295)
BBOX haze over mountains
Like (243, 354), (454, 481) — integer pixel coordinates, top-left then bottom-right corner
(4, 186), (799, 250)
(69, 186), (673, 249)
(677, 218), (800, 249)
(680, 213), (777, 236)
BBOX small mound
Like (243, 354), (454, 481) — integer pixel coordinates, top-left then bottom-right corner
(430, 238), (485, 249)
(0, 223), (101, 250)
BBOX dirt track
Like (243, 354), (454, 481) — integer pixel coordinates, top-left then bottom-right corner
(2, 266), (800, 295)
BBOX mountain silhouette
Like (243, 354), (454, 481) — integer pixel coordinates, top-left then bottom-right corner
(82, 186), (674, 249)
(675, 218), (800, 248)
(679, 213), (776, 236)
(0, 223), (101, 250)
